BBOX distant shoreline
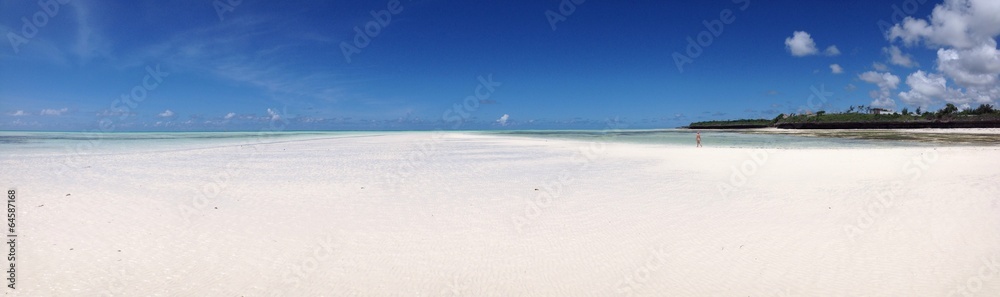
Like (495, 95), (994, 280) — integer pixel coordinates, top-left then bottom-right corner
(688, 119), (1000, 129)
(689, 104), (1000, 130)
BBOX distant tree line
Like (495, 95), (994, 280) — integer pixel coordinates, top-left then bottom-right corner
(689, 103), (999, 128)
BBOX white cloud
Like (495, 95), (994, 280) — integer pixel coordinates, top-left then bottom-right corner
(784, 31), (840, 57)
(884, 0), (1000, 107)
(898, 71), (950, 109)
(785, 31), (819, 57)
(860, 71), (901, 89)
(224, 112), (236, 120)
(830, 64), (844, 74)
(496, 114), (509, 126)
(869, 96), (897, 109)
(40, 108), (69, 116)
(888, 0), (1000, 49)
(936, 42), (1000, 88)
(873, 62), (889, 71)
(8, 110), (28, 116)
(825, 45), (841, 56)
(884, 46), (918, 67)
(859, 71), (901, 108)
(897, 70), (992, 109)
(266, 108), (281, 121)
(158, 109), (175, 117)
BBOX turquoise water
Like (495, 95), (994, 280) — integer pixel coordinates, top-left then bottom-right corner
(485, 129), (942, 148)
(2, 129), (992, 156)
(0, 131), (382, 155)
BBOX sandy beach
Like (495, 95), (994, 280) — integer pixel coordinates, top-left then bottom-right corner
(3, 132), (999, 296)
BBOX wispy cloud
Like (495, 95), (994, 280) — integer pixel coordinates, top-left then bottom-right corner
(68, 1), (109, 64)
(266, 108), (281, 121)
(40, 108), (69, 116)
(125, 16), (348, 107)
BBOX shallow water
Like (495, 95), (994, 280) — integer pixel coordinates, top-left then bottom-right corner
(0, 131), (381, 156)
(485, 129), (965, 148)
(2, 129), (997, 156)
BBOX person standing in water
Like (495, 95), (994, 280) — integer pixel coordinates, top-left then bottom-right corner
(696, 132), (702, 148)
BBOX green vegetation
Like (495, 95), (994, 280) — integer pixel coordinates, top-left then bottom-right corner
(964, 103), (996, 115)
(687, 118), (772, 128)
(938, 103), (959, 116)
(689, 104), (1000, 128)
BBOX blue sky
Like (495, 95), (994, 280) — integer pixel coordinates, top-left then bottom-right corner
(2, 0), (998, 131)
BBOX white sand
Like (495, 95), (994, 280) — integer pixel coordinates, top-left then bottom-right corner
(4, 132), (1000, 296)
